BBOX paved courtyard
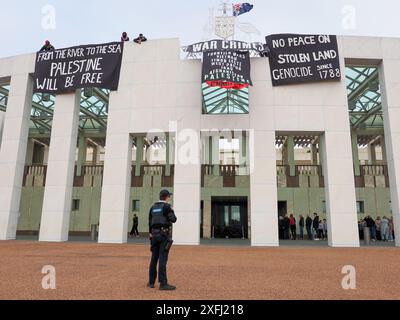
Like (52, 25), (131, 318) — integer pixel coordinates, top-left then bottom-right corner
(0, 241), (399, 300)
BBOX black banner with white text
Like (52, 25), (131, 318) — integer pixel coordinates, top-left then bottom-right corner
(202, 50), (252, 86)
(186, 40), (266, 55)
(265, 34), (341, 86)
(34, 42), (124, 94)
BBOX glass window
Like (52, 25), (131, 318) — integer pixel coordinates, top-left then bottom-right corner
(356, 201), (365, 214)
(231, 206), (241, 223)
(202, 83), (249, 114)
(224, 205), (230, 226)
(72, 199), (80, 211)
(132, 200), (140, 212)
(219, 138), (240, 165)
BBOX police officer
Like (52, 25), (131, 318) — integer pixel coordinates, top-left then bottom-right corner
(148, 189), (177, 290)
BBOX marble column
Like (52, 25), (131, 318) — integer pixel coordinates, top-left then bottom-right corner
(0, 73), (33, 240)
(165, 133), (171, 176)
(39, 91), (81, 242)
(135, 136), (143, 177)
(286, 136), (295, 176)
(211, 135), (220, 176)
(320, 133), (360, 247)
(76, 135), (87, 176)
(249, 130), (279, 246)
(25, 139), (34, 165)
(98, 88), (132, 243)
(173, 129), (201, 245)
(379, 57), (400, 247)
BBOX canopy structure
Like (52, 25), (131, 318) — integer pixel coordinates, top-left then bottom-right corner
(0, 85), (109, 145)
(276, 135), (319, 148)
(202, 83), (249, 114)
(346, 66), (383, 147)
(346, 66), (382, 129)
(0, 84), (7, 112)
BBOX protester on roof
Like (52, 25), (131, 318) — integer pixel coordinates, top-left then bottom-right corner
(134, 33), (147, 44)
(40, 40), (55, 52)
(121, 32), (130, 42)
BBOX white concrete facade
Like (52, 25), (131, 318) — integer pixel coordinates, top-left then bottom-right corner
(0, 71), (33, 240)
(39, 92), (81, 242)
(0, 36), (400, 247)
(0, 111), (5, 148)
(379, 39), (400, 247)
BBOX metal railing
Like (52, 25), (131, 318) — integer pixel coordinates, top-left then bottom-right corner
(297, 165), (320, 176)
(276, 165), (287, 175)
(142, 165), (164, 176)
(361, 165), (386, 176)
(26, 165), (47, 176)
(22, 164), (389, 188)
(220, 165), (239, 176)
(203, 165), (214, 176)
(203, 164), (246, 176)
(83, 165), (104, 175)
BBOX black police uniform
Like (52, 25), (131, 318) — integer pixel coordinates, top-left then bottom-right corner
(148, 201), (177, 286)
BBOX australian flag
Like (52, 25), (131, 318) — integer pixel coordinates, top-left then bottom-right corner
(233, 3), (254, 17)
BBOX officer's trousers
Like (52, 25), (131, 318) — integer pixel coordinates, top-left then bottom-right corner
(149, 231), (170, 285)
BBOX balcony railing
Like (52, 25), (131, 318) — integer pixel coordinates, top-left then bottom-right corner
(142, 165), (164, 176)
(297, 165), (321, 176)
(22, 165), (47, 187)
(276, 165), (324, 188)
(203, 165), (214, 175)
(131, 165), (174, 188)
(220, 165), (239, 176)
(21, 164), (390, 188)
(84, 165), (104, 176)
(356, 165), (389, 188)
(203, 165), (246, 176)
(361, 165), (386, 176)
(276, 165), (286, 175)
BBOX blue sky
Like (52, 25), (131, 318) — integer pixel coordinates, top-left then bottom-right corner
(1, 0), (399, 58)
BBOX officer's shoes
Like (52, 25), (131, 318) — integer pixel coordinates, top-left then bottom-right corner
(159, 284), (176, 291)
(147, 283), (155, 289)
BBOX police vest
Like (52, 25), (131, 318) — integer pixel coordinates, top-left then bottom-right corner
(150, 203), (169, 228)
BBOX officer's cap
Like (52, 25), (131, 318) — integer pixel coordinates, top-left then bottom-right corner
(160, 189), (173, 198)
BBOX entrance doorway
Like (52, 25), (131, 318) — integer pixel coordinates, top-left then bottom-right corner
(278, 201), (287, 239)
(278, 201), (287, 217)
(211, 197), (248, 239)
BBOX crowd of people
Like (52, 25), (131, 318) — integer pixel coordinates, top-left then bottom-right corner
(39, 32), (147, 52)
(359, 215), (395, 242)
(279, 212), (328, 241)
(279, 212), (396, 242)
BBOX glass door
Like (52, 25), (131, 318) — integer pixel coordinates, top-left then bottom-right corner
(212, 200), (248, 239)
